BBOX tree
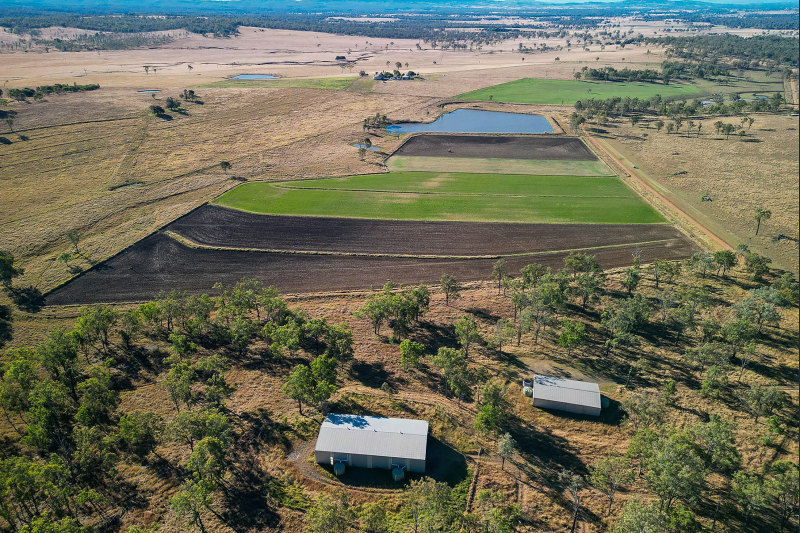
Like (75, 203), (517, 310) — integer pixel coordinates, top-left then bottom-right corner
(689, 251), (714, 279)
(475, 382), (508, 434)
(439, 274), (461, 306)
(645, 430), (706, 511)
(559, 469), (584, 533)
(282, 354), (337, 415)
(573, 270), (605, 309)
(76, 365), (118, 426)
(743, 252), (771, 281)
(359, 500), (388, 533)
(148, 104), (164, 115)
(454, 316), (480, 357)
(73, 305), (118, 357)
(188, 436), (227, 486)
(557, 318), (588, 357)
(432, 347), (470, 399)
(399, 339), (424, 370)
(611, 499), (697, 533)
(491, 259), (507, 294)
(732, 470), (772, 526)
(497, 432), (516, 471)
(691, 415), (740, 475)
(590, 454), (632, 515)
(493, 319), (514, 353)
(738, 384), (785, 423)
(768, 461), (799, 532)
(166, 361), (196, 411)
(0, 251), (23, 289)
(164, 96), (180, 110)
(621, 265), (641, 295)
(171, 479), (213, 533)
(471, 489), (521, 533)
(118, 411), (162, 457)
(713, 250), (736, 277)
(401, 477), (452, 533)
(219, 161), (231, 175)
(753, 206), (771, 235)
(662, 379), (677, 407)
(167, 408), (230, 451)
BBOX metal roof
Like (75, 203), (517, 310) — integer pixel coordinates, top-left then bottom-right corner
(532, 375), (601, 408)
(315, 414), (429, 461)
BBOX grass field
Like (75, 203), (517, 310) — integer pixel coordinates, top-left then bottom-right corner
(386, 155), (613, 175)
(213, 171), (666, 224)
(196, 77), (367, 90)
(457, 77), (702, 105)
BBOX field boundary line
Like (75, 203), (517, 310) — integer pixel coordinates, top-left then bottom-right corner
(6, 114), (140, 134)
(581, 126), (733, 252)
(163, 230), (681, 260)
(272, 183), (632, 199)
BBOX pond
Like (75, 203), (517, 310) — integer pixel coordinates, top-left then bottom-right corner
(352, 143), (382, 152)
(230, 74), (279, 80)
(386, 109), (553, 134)
(138, 90), (160, 93)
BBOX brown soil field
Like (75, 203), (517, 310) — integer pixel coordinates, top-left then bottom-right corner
(597, 113), (800, 274)
(392, 134), (597, 160)
(45, 227), (697, 305)
(167, 205), (688, 256)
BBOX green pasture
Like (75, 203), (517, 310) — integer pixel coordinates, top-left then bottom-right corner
(214, 171), (665, 224)
(386, 155), (613, 176)
(457, 78), (702, 105)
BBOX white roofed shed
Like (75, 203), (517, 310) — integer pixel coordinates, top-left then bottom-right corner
(314, 414), (428, 473)
(531, 375), (602, 416)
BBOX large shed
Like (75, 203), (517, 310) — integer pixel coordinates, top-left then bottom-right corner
(531, 375), (602, 416)
(314, 414), (428, 474)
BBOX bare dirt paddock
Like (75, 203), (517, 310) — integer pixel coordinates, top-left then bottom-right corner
(46, 208), (698, 305)
(392, 134), (598, 160)
(169, 205), (691, 257)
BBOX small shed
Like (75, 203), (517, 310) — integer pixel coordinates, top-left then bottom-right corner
(314, 414), (428, 474)
(531, 375), (601, 416)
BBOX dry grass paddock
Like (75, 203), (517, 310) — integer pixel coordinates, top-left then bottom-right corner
(600, 113), (799, 274)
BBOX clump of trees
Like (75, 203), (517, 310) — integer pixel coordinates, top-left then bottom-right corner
(5, 83), (100, 101)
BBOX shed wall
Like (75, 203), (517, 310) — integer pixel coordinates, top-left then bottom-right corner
(533, 397), (601, 416)
(315, 451), (426, 473)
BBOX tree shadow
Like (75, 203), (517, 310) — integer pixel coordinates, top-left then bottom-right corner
(9, 286), (45, 312)
(349, 360), (391, 388)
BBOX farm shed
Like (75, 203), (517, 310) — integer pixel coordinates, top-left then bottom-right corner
(314, 414), (428, 474)
(531, 375), (601, 416)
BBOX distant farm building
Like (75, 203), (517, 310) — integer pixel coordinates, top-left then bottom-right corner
(314, 414), (428, 477)
(531, 375), (602, 416)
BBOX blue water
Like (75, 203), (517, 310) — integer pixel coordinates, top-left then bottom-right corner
(386, 109), (553, 134)
(230, 74), (279, 80)
(352, 143), (382, 152)
(138, 89), (160, 93)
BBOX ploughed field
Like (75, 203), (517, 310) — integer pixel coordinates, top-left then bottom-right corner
(47, 133), (699, 304)
(46, 213), (697, 305)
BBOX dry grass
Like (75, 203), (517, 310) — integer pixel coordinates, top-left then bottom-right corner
(601, 114), (799, 274)
(0, 86), (426, 292)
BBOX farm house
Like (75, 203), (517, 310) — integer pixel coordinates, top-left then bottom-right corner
(531, 375), (602, 416)
(314, 414), (428, 478)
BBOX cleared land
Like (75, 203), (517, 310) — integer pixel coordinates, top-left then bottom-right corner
(600, 114), (799, 273)
(45, 229), (697, 305)
(392, 134), (598, 160)
(213, 172), (665, 224)
(458, 78), (702, 105)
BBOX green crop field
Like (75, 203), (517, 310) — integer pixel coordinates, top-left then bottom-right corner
(214, 171), (665, 224)
(196, 77), (363, 90)
(386, 155), (613, 176)
(457, 78), (702, 105)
